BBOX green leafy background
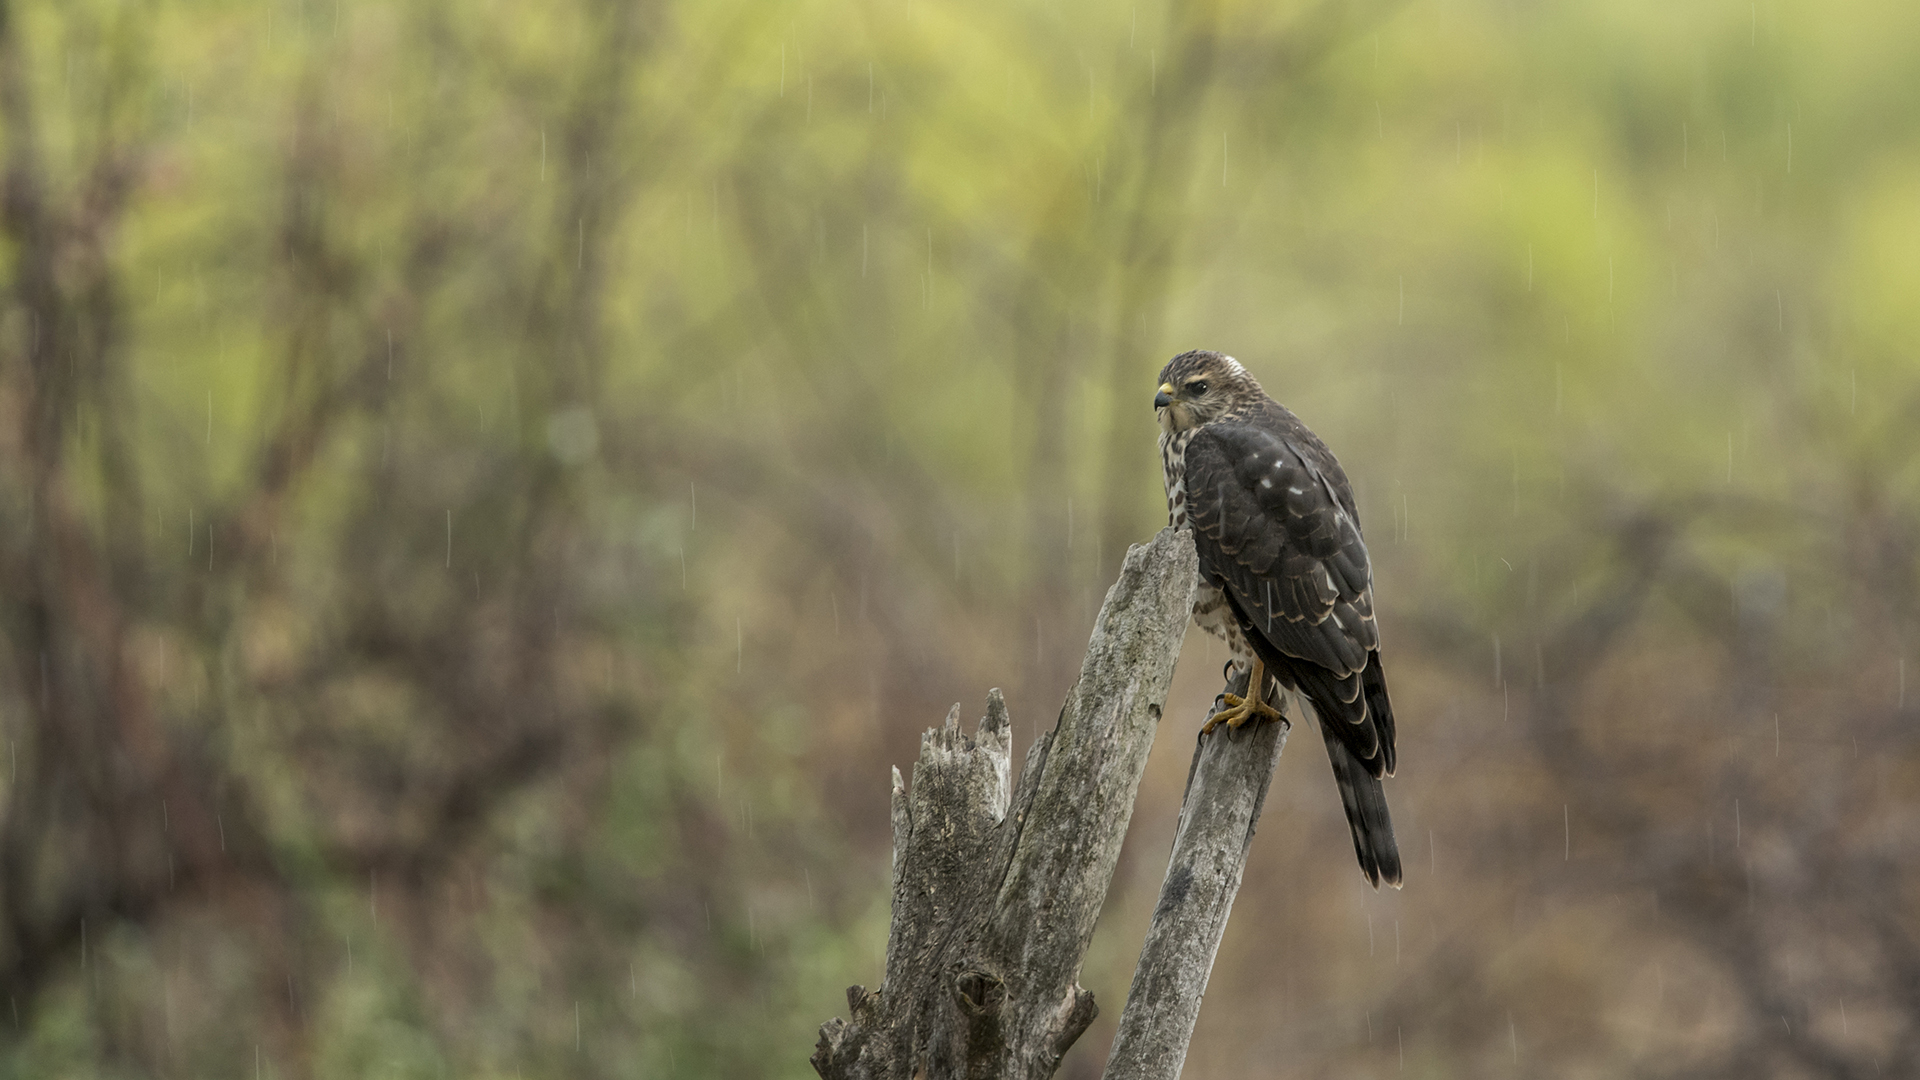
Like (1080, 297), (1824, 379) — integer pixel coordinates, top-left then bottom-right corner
(1, 0), (1917, 1076)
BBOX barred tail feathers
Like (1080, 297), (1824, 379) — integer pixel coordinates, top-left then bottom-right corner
(1319, 714), (1403, 889)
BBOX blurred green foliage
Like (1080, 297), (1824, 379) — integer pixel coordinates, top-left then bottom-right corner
(1, 0), (1918, 1076)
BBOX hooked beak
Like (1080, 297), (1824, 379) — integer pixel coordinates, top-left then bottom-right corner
(1154, 382), (1174, 410)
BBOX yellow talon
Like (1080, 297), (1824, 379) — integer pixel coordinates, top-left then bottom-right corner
(1200, 658), (1287, 735)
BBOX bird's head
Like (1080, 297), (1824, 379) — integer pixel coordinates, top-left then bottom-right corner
(1154, 350), (1261, 434)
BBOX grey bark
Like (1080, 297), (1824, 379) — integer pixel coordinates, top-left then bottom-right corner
(1102, 666), (1290, 1079)
(812, 526), (1198, 1080)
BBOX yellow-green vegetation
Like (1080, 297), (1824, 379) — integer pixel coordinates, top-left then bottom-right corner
(1, 0), (1917, 1076)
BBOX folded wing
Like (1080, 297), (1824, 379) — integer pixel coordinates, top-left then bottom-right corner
(1182, 418), (1395, 779)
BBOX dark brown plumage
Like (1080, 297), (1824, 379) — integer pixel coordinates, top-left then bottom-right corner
(1155, 350), (1403, 889)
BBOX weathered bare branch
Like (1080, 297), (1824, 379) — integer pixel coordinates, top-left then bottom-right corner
(1104, 667), (1289, 1079)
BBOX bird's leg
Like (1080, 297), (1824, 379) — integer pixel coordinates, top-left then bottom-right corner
(1201, 656), (1287, 735)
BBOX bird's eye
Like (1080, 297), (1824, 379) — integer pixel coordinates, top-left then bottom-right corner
(1187, 380), (1208, 395)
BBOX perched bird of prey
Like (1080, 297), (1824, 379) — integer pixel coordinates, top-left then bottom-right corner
(1155, 350), (1402, 889)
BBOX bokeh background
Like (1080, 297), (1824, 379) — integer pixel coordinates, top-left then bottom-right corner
(2, 0), (1918, 1076)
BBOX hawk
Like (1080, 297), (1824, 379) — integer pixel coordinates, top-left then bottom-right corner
(1155, 350), (1403, 889)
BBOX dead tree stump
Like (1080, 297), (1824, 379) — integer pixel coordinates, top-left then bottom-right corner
(813, 527), (1297, 1079)
(811, 527), (1197, 1080)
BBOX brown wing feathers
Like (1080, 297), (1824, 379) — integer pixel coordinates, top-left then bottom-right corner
(1184, 418), (1395, 779)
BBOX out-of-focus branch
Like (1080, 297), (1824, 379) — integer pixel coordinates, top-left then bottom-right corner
(0, 2), (656, 1060)
(0, 2), (214, 1026)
